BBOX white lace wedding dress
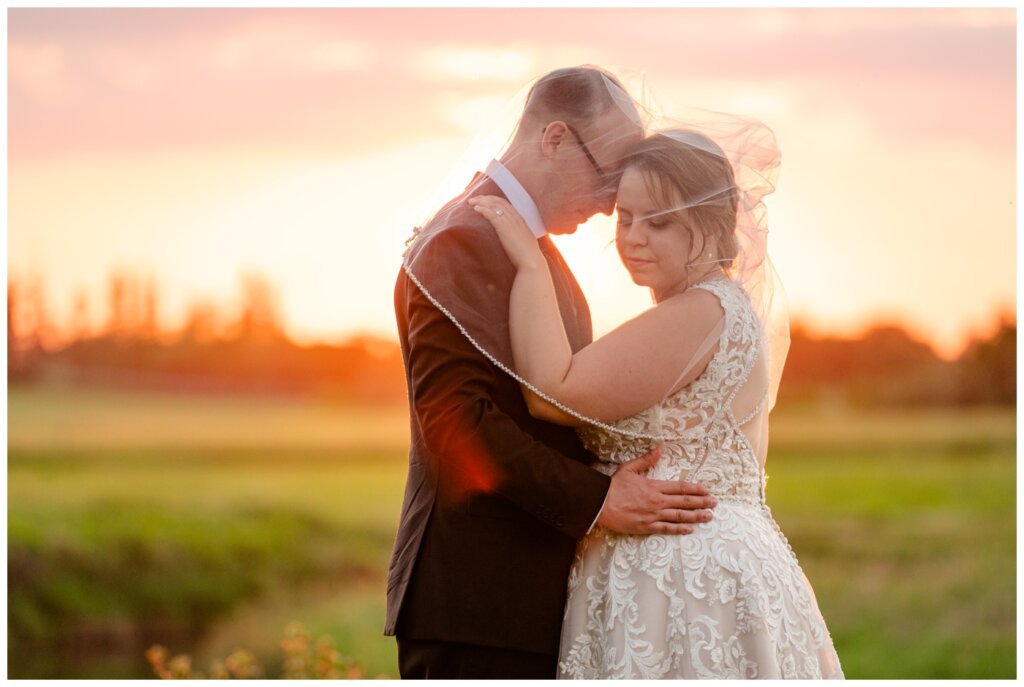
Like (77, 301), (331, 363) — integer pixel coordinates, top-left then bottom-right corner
(558, 276), (844, 679)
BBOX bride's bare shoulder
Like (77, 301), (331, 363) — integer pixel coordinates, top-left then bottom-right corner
(598, 284), (724, 349)
(655, 284), (726, 328)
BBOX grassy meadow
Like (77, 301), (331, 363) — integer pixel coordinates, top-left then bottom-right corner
(7, 385), (1016, 679)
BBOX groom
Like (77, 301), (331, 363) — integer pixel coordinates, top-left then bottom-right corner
(386, 66), (716, 679)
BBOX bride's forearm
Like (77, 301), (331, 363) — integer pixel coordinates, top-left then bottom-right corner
(509, 262), (574, 395)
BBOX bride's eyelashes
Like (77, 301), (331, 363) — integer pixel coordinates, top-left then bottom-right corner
(616, 211), (669, 230)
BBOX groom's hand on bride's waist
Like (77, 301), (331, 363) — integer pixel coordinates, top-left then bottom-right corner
(596, 447), (717, 536)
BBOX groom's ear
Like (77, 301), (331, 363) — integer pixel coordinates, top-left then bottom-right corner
(540, 121), (570, 160)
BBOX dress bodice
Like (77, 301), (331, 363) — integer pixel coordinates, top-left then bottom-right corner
(577, 276), (769, 505)
(561, 278), (843, 680)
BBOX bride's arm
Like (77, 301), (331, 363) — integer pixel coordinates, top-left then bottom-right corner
(471, 195), (725, 423)
(467, 196), (582, 425)
(507, 260), (586, 427)
(520, 385), (587, 425)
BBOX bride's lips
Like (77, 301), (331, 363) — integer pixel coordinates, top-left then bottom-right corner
(623, 256), (655, 270)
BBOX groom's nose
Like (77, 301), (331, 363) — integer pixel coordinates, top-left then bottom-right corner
(594, 191), (617, 217)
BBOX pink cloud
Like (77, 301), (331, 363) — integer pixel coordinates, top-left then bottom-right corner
(9, 42), (71, 105)
(7, 8), (1014, 162)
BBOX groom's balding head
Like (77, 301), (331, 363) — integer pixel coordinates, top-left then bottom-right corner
(506, 66), (644, 233)
(522, 66), (638, 131)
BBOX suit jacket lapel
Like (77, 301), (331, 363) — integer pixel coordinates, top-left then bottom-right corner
(451, 173), (594, 354)
(538, 236), (593, 352)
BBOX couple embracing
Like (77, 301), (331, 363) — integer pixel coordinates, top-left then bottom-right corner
(385, 65), (843, 679)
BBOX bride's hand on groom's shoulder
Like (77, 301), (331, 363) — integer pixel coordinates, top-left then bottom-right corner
(598, 447), (717, 536)
(468, 196), (545, 272)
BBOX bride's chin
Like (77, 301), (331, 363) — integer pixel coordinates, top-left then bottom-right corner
(626, 270), (653, 287)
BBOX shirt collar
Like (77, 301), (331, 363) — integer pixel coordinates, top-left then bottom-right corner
(484, 159), (548, 239)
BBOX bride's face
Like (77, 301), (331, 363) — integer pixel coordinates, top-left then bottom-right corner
(614, 166), (699, 301)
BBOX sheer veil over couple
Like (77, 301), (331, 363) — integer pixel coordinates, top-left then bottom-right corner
(385, 65), (844, 679)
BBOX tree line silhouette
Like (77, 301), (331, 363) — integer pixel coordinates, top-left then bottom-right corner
(7, 272), (1014, 407)
(8, 272), (404, 403)
(781, 319), (1014, 407)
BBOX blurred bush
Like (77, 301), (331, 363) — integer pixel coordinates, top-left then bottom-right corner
(147, 621), (372, 679)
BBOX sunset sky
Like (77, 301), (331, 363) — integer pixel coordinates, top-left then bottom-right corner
(8, 8), (1016, 358)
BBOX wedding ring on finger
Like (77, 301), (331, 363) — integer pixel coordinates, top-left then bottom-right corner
(495, 209), (504, 216)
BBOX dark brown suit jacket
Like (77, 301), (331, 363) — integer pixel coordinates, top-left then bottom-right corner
(385, 180), (611, 656)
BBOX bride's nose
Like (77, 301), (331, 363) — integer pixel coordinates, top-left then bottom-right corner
(619, 221), (647, 246)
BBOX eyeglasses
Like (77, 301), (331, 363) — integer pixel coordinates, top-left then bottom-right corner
(564, 123), (607, 180)
(544, 122), (614, 193)
(564, 123), (621, 198)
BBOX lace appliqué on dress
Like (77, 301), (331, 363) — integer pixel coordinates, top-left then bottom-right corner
(559, 278), (844, 679)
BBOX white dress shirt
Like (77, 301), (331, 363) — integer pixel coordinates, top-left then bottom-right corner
(484, 159), (548, 239)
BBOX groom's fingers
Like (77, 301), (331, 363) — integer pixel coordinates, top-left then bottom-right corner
(649, 478), (711, 497)
(657, 494), (716, 511)
(645, 522), (695, 536)
(658, 508), (714, 524)
(656, 493), (716, 515)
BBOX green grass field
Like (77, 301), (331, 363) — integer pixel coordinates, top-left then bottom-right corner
(7, 386), (1016, 678)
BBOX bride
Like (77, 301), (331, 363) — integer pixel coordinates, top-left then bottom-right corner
(468, 128), (844, 679)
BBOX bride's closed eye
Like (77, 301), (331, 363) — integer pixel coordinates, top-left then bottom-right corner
(617, 212), (669, 230)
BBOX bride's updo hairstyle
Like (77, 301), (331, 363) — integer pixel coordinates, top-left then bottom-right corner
(624, 131), (740, 271)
